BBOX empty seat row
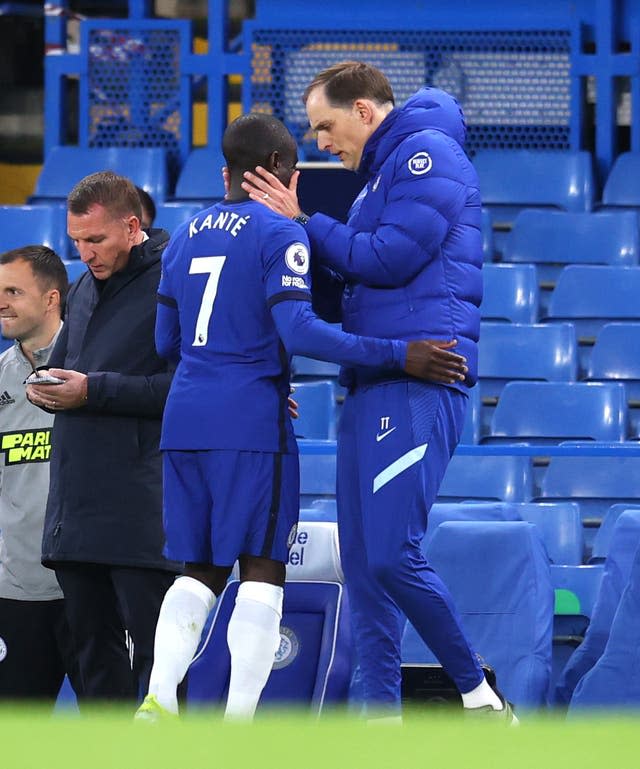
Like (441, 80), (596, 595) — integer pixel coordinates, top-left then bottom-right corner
(476, 150), (640, 243)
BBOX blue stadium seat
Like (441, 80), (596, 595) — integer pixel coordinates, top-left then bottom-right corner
(481, 207), (495, 262)
(478, 322), (578, 402)
(484, 381), (628, 444)
(517, 502), (585, 566)
(291, 380), (337, 440)
(555, 510), (640, 707)
(0, 204), (68, 258)
(292, 356), (340, 380)
(425, 501), (584, 566)
(187, 579), (352, 713)
(32, 146), (169, 203)
(535, 453), (640, 535)
(64, 260), (88, 283)
(586, 323), (640, 438)
(569, 542), (640, 709)
(542, 266), (640, 374)
(502, 209), (639, 280)
(549, 563), (604, 702)
(174, 148), (226, 203)
(298, 440), (336, 506)
(601, 152), (640, 208)
(188, 523), (349, 713)
(437, 454), (533, 502)
(481, 264), (539, 324)
(460, 384), (481, 444)
(590, 504), (640, 564)
(0, 337), (12, 354)
(402, 521), (553, 707)
(474, 150), (594, 220)
(154, 202), (203, 234)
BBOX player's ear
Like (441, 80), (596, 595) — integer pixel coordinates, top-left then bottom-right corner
(266, 150), (280, 173)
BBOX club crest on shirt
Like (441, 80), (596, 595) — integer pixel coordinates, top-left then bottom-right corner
(0, 637), (7, 662)
(285, 242), (309, 275)
(408, 151), (433, 176)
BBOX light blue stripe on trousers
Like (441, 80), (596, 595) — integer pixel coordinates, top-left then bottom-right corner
(372, 443), (428, 494)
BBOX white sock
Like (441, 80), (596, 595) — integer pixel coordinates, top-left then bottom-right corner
(461, 676), (504, 710)
(224, 581), (283, 721)
(147, 576), (216, 714)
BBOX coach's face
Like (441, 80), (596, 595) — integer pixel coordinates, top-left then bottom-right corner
(68, 204), (140, 280)
(305, 86), (373, 171)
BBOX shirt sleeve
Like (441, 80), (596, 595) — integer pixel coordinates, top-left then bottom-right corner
(262, 220), (314, 309)
(155, 236), (181, 363)
(270, 299), (406, 370)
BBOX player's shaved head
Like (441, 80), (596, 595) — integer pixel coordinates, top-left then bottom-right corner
(223, 113), (297, 175)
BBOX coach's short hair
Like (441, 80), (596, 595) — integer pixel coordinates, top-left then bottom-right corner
(0, 245), (68, 305)
(302, 60), (395, 109)
(222, 113), (297, 174)
(67, 171), (142, 221)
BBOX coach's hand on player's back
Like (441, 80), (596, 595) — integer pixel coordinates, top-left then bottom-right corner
(404, 340), (468, 384)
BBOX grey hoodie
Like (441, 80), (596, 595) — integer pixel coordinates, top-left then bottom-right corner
(0, 328), (63, 600)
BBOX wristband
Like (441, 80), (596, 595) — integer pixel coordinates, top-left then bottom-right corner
(293, 213), (310, 226)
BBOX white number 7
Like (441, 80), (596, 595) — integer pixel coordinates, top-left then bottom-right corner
(189, 255), (226, 346)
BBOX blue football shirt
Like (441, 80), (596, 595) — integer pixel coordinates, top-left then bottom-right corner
(157, 200), (312, 452)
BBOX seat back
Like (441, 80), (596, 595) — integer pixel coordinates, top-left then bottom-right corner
(558, 510), (640, 709)
(485, 381), (628, 444)
(186, 579), (352, 712)
(481, 207), (494, 262)
(474, 150), (594, 221)
(478, 322), (577, 401)
(586, 323), (640, 437)
(460, 384), (482, 444)
(0, 205), (68, 258)
(298, 440), (336, 506)
(543, 265), (640, 355)
(480, 264), (539, 324)
(503, 210), (639, 274)
(291, 380), (337, 440)
(174, 148), (226, 201)
(602, 152), (640, 207)
(33, 146), (169, 202)
(402, 521), (553, 707)
(590, 504), (640, 563)
(154, 202), (203, 234)
(437, 454), (533, 502)
(426, 501), (584, 565)
(286, 521), (343, 583)
(536, 454), (640, 524)
(516, 502), (584, 566)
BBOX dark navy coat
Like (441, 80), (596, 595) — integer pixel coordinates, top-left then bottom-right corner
(42, 229), (177, 571)
(306, 87), (483, 391)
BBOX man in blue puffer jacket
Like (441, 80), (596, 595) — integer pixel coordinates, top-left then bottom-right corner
(243, 61), (514, 722)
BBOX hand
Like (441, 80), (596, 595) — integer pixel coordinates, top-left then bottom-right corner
(241, 166), (303, 219)
(403, 340), (468, 384)
(26, 368), (88, 411)
(288, 395), (299, 420)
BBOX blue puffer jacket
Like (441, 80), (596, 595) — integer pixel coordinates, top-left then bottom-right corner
(305, 87), (483, 391)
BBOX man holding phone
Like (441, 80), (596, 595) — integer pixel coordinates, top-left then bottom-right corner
(26, 171), (177, 705)
(0, 245), (77, 703)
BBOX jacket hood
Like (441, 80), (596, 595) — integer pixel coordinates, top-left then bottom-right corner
(359, 87), (467, 178)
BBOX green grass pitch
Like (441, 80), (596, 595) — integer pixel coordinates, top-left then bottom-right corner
(1, 706), (639, 769)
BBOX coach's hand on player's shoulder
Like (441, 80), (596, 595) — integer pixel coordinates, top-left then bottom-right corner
(241, 166), (303, 220)
(404, 339), (468, 384)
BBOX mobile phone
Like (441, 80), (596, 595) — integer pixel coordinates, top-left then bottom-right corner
(24, 373), (65, 386)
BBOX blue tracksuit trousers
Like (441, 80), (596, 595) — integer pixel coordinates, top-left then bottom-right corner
(337, 380), (484, 710)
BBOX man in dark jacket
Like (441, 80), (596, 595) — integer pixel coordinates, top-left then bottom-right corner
(27, 171), (177, 703)
(242, 62), (516, 722)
